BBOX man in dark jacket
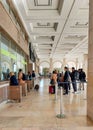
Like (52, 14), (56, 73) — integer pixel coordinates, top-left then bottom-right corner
(79, 68), (86, 90)
(63, 66), (70, 95)
(71, 67), (77, 93)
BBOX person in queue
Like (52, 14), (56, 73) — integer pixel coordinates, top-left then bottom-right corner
(18, 69), (25, 84)
(50, 70), (57, 85)
(9, 72), (18, 86)
(79, 68), (86, 90)
(63, 66), (70, 95)
(71, 67), (77, 93)
(27, 71), (32, 80)
(32, 70), (36, 79)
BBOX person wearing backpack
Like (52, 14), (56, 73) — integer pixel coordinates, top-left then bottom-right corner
(18, 69), (25, 84)
(79, 69), (86, 90)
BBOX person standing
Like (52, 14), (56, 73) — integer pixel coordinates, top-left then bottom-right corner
(32, 70), (36, 79)
(67, 67), (71, 91)
(50, 70), (57, 86)
(27, 71), (32, 80)
(18, 69), (25, 84)
(79, 68), (86, 90)
(63, 67), (70, 95)
(50, 70), (57, 94)
(71, 67), (77, 93)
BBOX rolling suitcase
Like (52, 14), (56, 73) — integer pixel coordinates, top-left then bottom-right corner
(49, 85), (55, 94)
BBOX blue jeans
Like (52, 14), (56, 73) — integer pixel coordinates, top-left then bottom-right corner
(72, 80), (77, 92)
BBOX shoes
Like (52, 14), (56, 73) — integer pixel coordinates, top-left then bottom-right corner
(72, 91), (78, 94)
(63, 93), (68, 95)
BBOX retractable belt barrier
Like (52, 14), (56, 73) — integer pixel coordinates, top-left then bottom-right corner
(55, 80), (87, 119)
(57, 80), (87, 84)
(55, 80), (87, 100)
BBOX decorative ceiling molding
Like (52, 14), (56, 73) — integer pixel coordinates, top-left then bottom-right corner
(70, 22), (88, 28)
(34, 0), (52, 6)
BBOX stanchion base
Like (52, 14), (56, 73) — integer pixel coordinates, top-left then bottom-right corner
(56, 114), (65, 118)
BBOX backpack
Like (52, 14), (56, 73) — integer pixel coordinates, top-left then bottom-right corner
(22, 73), (27, 80)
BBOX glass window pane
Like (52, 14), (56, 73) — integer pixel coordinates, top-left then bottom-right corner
(1, 36), (10, 80)
(0, 35), (27, 81)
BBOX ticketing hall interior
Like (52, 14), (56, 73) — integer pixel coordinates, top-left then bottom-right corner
(0, 0), (93, 129)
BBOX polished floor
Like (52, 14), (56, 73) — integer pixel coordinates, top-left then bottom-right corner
(0, 78), (93, 130)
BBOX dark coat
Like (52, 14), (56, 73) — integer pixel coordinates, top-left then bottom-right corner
(32, 72), (36, 78)
(10, 75), (18, 86)
(64, 71), (69, 82)
(79, 71), (86, 81)
(71, 70), (76, 81)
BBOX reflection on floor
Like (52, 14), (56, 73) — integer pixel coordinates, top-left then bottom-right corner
(0, 78), (93, 130)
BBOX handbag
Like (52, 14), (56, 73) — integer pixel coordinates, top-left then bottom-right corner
(50, 79), (55, 84)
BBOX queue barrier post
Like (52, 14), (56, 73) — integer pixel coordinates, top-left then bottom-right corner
(55, 83), (57, 100)
(56, 86), (65, 118)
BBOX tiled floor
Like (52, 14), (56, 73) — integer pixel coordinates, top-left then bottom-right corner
(0, 78), (93, 130)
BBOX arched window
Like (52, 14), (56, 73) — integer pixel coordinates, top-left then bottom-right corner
(53, 62), (62, 69)
(67, 61), (76, 69)
(39, 62), (50, 75)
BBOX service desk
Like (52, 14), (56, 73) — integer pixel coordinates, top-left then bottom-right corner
(0, 81), (9, 103)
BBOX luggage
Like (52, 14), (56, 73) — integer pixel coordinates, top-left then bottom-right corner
(49, 85), (55, 94)
(34, 84), (39, 90)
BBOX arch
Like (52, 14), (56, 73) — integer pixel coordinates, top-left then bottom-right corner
(66, 61), (76, 69)
(53, 61), (62, 69)
(53, 60), (62, 65)
(39, 61), (50, 75)
(39, 61), (50, 68)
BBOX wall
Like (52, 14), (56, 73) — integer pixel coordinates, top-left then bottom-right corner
(87, 0), (93, 120)
(0, 3), (29, 55)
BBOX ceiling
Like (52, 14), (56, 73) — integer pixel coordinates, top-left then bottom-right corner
(12, 0), (89, 61)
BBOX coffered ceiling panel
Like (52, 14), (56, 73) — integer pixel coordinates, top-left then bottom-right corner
(27, 0), (59, 9)
(12, 0), (89, 60)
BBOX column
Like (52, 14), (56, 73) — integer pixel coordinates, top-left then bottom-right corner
(49, 58), (53, 73)
(35, 59), (40, 74)
(37, 59), (40, 74)
(83, 54), (88, 77)
(76, 58), (78, 70)
(87, 0), (93, 120)
(28, 62), (33, 72)
(62, 58), (67, 70)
